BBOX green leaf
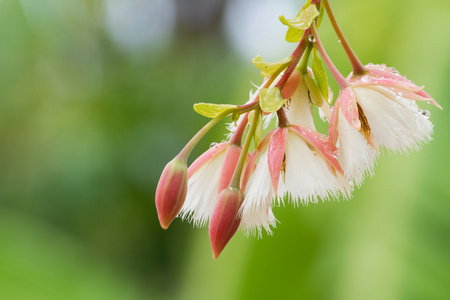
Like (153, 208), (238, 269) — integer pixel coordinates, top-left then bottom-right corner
(311, 46), (329, 102)
(252, 55), (292, 77)
(317, 3), (325, 28)
(193, 103), (236, 118)
(304, 74), (323, 107)
(279, 4), (320, 43)
(249, 110), (263, 148)
(259, 87), (286, 113)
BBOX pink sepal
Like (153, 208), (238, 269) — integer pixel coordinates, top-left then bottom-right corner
(241, 150), (258, 192)
(353, 76), (423, 92)
(188, 142), (228, 179)
(209, 188), (244, 259)
(267, 127), (287, 196)
(217, 145), (242, 194)
(415, 91), (442, 110)
(389, 89), (441, 109)
(338, 87), (361, 131)
(328, 99), (340, 145)
(365, 67), (412, 83)
(289, 125), (343, 175)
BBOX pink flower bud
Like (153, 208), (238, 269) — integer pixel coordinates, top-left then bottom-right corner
(155, 157), (188, 229)
(281, 69), (302, 99)
(209, 187), (244, 259)
(217, 144), (242, 194)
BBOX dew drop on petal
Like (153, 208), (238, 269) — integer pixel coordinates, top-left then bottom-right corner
(421, 110), (431, 118)
(395, 92), (403, 99)
(427, 101), (430, 104)
(210, 142), (218, 148)
(333, 149), (339, 159)
(361, 76), (370, 83)
(308, 34), (316, 43)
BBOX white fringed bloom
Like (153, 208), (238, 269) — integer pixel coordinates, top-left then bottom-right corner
(179, 143), (228, 227)
(239, 77), (351, 236)
(284, 76), (351, 202)
(330, 64), (441, 185)
(281, 127), (351, 205)
(240, 147), (277, 238)
(335, 108), (378, 186)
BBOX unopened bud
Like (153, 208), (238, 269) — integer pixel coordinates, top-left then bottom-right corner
(217, 145), (242, 194)
(155, 157), (188, 229)
(281, 69), (302, 99)
(209, 187), (244, 259)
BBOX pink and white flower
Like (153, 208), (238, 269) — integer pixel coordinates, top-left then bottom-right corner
(179, 142), (245, 227)
(240, 124), (350, 237)
(329, 64), (441, 185)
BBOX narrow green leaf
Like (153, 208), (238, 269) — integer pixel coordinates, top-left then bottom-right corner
(311, 46), (329, 102)
(252, 55), (292, 77)
(304, 74), (323, 107)
(259, 87), (286, 113)
(248, 110), (262, 148)
(279, 4), (320, 43)
(193, 103), (236, 118)
(317, 4), (325, 28)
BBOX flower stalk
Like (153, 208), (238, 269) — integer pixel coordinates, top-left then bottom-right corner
(156, 0), (441, 258)
(322, 0), (366, 75)
(311, 23), (348, 90)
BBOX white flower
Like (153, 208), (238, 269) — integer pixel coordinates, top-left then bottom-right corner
(179, 143), (228, 227)
(329, 64), (441, 184)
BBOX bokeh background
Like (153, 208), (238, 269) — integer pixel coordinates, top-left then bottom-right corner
(0, 0), (449, 299)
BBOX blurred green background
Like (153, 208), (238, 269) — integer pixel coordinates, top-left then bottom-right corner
(0, 0), (449, 299)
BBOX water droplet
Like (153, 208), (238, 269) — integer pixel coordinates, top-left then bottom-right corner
(395, 92), (403, 99)
(337, 38), (341, 43)
(333, 150), (339, 159)
(361, 76), (370, 83)
(421, 110), (431, 118)
(210, 142), (218, 148)
(427, 101), (430, 104)
(308, 34), (316, 43)
(390, 67), (399, 74)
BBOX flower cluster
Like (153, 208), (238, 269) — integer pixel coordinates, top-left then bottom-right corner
(155, 0), (441, 259)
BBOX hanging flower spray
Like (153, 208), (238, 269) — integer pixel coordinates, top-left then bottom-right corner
(155, 0), (442, 259)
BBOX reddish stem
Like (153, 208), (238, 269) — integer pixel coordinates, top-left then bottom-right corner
(311, 23), (348, 90)
(275, 28), (311, 91)
(322, 0), (366, 75)
(229, 114), (249, 146)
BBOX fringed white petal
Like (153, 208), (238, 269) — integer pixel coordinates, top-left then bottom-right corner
(263, 112), (276, 129)
(354, 86), (433, 153)
(226, 89), (259, 138)
(240, 148), (277, 237)
(318, 103), (332, 122)
(179, 152), (226, 227)
(337, 110), (378, 186)
(287, 80), (315, 128)
(282, 132), (351, 205)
